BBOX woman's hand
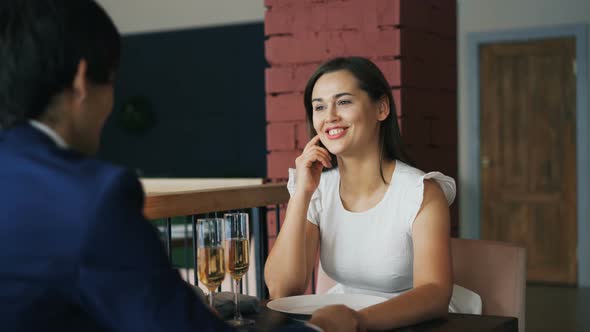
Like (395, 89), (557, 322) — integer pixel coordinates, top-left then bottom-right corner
(295, 135), (332, 196)
(309, 305), (366, 332)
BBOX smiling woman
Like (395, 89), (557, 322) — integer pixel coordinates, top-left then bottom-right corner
(310, 70), (389, 162)
(264, 57), (482, 331)
(304, 57), (411, 183)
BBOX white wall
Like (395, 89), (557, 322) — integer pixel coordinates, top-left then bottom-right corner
(458, 0), (590, 286)
(95, 0), (265, 34)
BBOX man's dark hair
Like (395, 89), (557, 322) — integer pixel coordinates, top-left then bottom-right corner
(0, 0), (121, 128)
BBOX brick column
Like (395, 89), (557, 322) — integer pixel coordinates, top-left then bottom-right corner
(265, 0), (458, 247)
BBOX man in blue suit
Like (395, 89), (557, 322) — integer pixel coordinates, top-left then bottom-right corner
(0, 1), (364, 331)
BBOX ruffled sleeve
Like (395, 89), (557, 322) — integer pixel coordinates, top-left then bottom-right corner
(406, 171), (456, 232)
(287, 168), (322, 226)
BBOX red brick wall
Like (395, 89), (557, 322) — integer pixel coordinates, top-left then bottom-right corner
(264, 0), (458, 250)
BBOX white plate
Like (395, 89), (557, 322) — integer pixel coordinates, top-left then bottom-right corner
(267, 293), (387, 315)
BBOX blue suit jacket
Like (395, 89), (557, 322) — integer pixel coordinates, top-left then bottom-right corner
(0, 124), (237, 331)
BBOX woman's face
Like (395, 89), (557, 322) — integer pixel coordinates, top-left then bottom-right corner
(311, 70), (388, 157)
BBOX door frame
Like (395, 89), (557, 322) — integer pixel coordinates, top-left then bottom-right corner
(462, 24), (589, 286)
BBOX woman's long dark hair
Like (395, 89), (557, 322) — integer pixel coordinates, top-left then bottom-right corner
(303, 56), (412, 183)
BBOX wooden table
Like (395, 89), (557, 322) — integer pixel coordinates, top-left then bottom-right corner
(244, 303), (518, 332)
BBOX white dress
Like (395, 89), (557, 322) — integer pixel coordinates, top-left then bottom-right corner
(287, 161), (482, 314)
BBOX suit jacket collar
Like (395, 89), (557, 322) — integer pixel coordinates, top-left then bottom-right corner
(28, 120), (69, 149)
(0, 123), (84, 159)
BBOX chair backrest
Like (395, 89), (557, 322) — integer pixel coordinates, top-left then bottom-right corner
(315, 262), (337, 295)
(451, 238), (526, 331)
(315, 238), (527, 331)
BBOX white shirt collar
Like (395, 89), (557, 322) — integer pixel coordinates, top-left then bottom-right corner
(28, 120), (69, 149)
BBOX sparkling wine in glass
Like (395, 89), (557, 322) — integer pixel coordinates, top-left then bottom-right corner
(224, 212), (254, 326)
(196, 218), (226, 308)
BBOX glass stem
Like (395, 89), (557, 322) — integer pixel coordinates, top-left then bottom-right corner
(209, 289), (214, 308)
(234, 278), (242, 320)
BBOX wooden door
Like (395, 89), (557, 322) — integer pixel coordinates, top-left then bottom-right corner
(480, 38), (577, 284)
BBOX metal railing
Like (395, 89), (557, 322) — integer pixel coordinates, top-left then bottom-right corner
(143, 180), (290, 299)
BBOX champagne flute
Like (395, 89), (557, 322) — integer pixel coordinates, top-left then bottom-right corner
(224, 212), (254, 326)
(196, 218), (226, 308)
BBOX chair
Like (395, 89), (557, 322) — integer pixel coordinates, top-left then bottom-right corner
(315, 238), (527, 331)
(451, 238), (526, 331)
(315, 262), (337, 295)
